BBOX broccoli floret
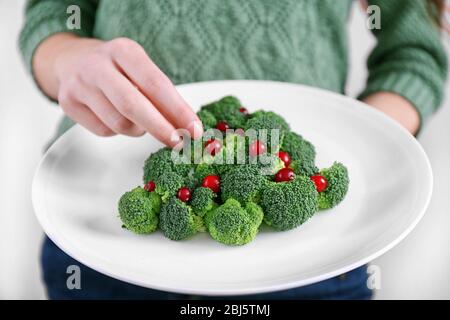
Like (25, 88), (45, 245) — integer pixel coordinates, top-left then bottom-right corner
(208, 134), (283, 177)
(261, 176), (318, 231)
(281, 132), (317, 176)
(317, 162), (349, 210)
(221, 165), (266, 204)
(290, 159), (318, 177)
(250, 153), (285, 176)
(190, 187), (217, 217)
(183, 169), (198, 190)
(200, 96), (247, 128)
(197, 109), (217, 130)
(210, 133), (247, 175)
(159, 197), (204, 240)
(143, 147), (192, 184)
(205, 199), (263, 245)
(194, 163), (218, 185)
(118, 187), (161, 234)
(245, 113), (287, 152)
(154, 171), (184, 202)
(250, 110), (290, 132)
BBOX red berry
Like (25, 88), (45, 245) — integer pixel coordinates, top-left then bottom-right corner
(205, 139), (222, 156)
(275, 168), (295, 182)
(239, 107), (248, 115)
(177, 187), (191, 202)
(144, 181), (156, 192)
(310, 175), (328, 193)
(277, 151), (291, 167)
(249, 140), (266, 156)
(202, 175), (220, 193)
(216, 121), (229, 132)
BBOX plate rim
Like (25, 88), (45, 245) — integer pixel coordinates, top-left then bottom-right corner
(32, 80), (433, 295)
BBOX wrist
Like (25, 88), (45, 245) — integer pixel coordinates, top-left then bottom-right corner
(362, 92), (420, 135)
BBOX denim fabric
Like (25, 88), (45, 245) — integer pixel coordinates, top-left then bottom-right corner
(41, 236), (372, 300)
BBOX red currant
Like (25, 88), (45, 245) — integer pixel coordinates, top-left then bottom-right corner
(216, 121), (229, 132)
(249, 140), (266, 157)
(310, 175), (328, 193)
(239, 107), (248, 115)
(205, 139), (222, 156)
(275, 168), (295, 182)
(177, 187), (191, 202)
(202, 175), (220, 193)
(277, 151), (291, 167)
(144, 181), (156, 192)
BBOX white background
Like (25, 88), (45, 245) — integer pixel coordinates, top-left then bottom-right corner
(0, 0), (449, 299)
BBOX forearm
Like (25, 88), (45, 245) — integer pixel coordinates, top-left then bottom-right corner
(360, 1), (447, 130)
(362, 92), (420, 135)
(33, 33), (102, 100)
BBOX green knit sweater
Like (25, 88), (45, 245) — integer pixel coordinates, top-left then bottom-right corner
(19, 0), (447, 136)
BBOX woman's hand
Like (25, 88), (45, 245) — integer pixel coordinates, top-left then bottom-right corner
(363, 92), (421, 135)
(33, 33), (203, 146)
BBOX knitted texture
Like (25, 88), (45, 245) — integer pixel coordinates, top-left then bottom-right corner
(19, 0), (447, 129)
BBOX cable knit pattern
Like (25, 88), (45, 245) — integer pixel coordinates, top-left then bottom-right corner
(19, 0), (447, 131)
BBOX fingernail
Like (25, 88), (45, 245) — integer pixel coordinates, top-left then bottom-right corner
(170, 131), (183, 148)
(187, 120), (204, 140)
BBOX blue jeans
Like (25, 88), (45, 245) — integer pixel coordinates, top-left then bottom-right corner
(41, 236), (372, 300)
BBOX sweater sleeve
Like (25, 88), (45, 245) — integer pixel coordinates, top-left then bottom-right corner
(19, 0), (98, 73)
(358, 0), (447, 124)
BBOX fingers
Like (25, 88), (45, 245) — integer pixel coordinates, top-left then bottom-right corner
(79, 84), (145, 137)
(107, 38), (203, 139)
(60, 99), (115, 137)
(96, 64), (181, 147)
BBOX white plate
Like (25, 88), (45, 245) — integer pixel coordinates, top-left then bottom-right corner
(32, 80), (432, 296)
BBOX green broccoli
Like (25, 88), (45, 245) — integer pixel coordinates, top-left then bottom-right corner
(205, 199), (263, 245)
(317, 162), (349, 210)
(249, 110), (290, 132)
(251, 153), (285, 176)
(154, 171), (184, 202)
(245, 113), (287, 152)
(183, 169), (198, 190)
(281, 132), (317, 176)
(211, 133), (247, 175)
(143, 147), (191, 184)
(118, 187), (161, 234)
(194, 162), (218, 185)
(127, 96), (350, 244)
(197, 109), (217, 130)
(159, 197), (204, 240)
(190, 187), (217, 217)
(200, 96), (247, 128)
(221, 165), (266, 204)
(261, 176), (318, 231)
